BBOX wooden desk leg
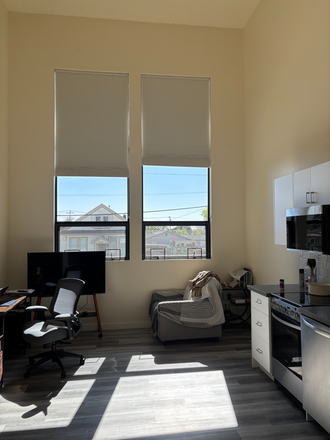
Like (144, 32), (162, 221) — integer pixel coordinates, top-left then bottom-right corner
(93, 294), (103, 338)
(33, 297), (41, 320)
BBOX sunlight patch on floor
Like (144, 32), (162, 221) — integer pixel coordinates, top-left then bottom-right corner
(94, 370), (237, 439)
(126, 354), (207, 372)
(73, 357), (106, 376)
(0, 379), (95, 432)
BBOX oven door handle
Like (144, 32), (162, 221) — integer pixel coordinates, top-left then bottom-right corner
(271, 312), (301, 331)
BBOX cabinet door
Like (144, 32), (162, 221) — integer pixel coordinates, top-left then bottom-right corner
(311, 161), (330, 205)
(251, 290), (269, 316)
(293, 168), (311, 207)
(273, 174), (293, 245)
(251, 332), (271, 373)
(251, 307), (270, 344)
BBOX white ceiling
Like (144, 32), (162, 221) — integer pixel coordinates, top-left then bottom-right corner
(3, 0), (260, 29)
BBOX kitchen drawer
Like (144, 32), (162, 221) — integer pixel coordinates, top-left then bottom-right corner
(251, 307), (270, 344)
(251, 290), (269, 316)
(252, 332), (271, 373)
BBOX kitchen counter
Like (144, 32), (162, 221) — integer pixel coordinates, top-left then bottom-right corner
(248, 284), (304, 297)
(300, 306), (330, 327)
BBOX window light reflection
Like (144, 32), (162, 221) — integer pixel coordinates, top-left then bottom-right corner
(1, 379), (95, 432)
(94, 370), (237, 439)
(126, 354), (207, 372)
(73, 357), (107, 376)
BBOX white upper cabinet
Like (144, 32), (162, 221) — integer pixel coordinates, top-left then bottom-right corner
(293, 168), (311, 207)
(310, 161), (330, 205)
(294, 161), (330, 207)
(274, 161), (330, 246)
(274, 174), (293, 245)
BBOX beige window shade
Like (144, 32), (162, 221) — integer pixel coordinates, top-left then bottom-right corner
(55, 70), (129, 177)
(142, 75), (210, 168)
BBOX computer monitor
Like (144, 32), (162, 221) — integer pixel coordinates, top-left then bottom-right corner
(27, 251), (106, 297)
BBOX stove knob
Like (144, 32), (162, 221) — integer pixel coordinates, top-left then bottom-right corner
(290, 311), (294, 316)
(295, 313), (300, 320)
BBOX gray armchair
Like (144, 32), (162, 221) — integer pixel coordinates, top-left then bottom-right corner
(23, 278), (85, 378)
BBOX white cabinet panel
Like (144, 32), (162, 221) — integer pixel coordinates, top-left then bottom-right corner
(252, 332), (271, 373)
(251, 290), (269, 316)
(273, 174), (293, 245)
(310, 161), (330, 205)
(293, 168), (311, 208)
(251, 291), (272, 375)
(251, 307), (270, 344)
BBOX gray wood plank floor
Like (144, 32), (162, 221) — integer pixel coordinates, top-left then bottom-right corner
(0, 325), (329, 440)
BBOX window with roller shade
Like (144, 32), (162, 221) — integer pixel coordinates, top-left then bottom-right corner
(54, 70), (129, 260)
(141, 75), (211, 260)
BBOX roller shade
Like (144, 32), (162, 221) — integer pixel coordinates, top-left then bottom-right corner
(142, 75), (210, 167)
(55, 70), (129, 177)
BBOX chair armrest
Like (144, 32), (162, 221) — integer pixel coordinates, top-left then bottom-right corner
(26, 305), (49, 320)
(55, 313), (73, 320)
(55, 313), (81, 339)
(26, 305), (48, 311)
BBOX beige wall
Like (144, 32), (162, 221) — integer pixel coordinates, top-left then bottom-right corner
(8, 13), (245, 328)
(0, 0), (8, 284)
(244, 0), (330, 284)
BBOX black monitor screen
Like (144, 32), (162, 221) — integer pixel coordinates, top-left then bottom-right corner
(27, 251), (106, 296)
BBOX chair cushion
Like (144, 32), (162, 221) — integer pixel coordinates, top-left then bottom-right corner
(23, 320), (69, 345)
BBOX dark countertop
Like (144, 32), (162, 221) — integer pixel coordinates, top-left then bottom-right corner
(300, 306), (330, 327)
(247, 284), (304, 297)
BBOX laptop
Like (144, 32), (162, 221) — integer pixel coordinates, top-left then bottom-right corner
(0, 286), (15, 306)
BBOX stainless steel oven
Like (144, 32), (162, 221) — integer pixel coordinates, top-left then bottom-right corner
(271, 296), (303, 402)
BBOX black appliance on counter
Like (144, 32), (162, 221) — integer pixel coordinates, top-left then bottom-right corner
(286, 204), (330, 254)
(271, 287), (316, 403)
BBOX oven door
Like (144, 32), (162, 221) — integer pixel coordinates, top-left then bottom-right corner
(271, 309), (302, 380)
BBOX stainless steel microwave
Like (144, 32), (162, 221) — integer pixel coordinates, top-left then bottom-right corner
(286, 205), (330, 254)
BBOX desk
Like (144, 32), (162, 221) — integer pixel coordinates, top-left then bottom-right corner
(0, 296), (26, 387)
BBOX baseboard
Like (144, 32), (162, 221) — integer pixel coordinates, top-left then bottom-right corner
(81, 321), (151, 331)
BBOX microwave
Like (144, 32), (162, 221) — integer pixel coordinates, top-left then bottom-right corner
(286, 205), (330, 254)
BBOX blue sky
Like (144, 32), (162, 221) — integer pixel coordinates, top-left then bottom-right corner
(57, 166), (208, 222)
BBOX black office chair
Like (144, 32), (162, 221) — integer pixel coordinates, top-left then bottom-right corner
(23, 278), (85, 378)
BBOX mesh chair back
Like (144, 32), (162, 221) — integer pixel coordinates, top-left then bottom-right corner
(50, 278), (85, 316)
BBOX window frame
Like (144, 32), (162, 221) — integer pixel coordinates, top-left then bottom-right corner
(55, 177), (130, 260)
(142, 167), (211, 260)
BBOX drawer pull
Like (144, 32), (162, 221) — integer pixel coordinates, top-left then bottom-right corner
(256, 321), (262, 327)
(255, 299), (262, 304)
(256, 348), (263, 355)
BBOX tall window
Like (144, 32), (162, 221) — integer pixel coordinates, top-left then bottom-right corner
(141, 75), (211, 260)
(54, 70), (130, 260)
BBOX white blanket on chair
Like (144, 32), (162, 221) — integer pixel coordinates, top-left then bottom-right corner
(156, 277), (225, 328)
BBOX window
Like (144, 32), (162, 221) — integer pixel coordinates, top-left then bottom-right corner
(55, 176), (129, 260)
(54, 70), (130, 260)
(142, 166), (210, 260)
(141, 75), (211, 260)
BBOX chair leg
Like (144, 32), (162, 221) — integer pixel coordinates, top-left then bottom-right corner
(57, 349), (85, 363)
(24, 344), (85, 378)
(25, 351), (53, 378)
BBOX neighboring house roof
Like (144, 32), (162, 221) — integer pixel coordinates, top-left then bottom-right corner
(146, 230), (205, 241)
(60, 203), (126, 232)
(75, 203), (126, 222)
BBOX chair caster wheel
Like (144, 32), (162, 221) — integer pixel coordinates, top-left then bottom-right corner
(98, 333), (103, 338)
(61, 370), (66, 379)
(80, 357), (85, 366)
(29, 358), (35, 365)
(24, 371), (31, 379)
